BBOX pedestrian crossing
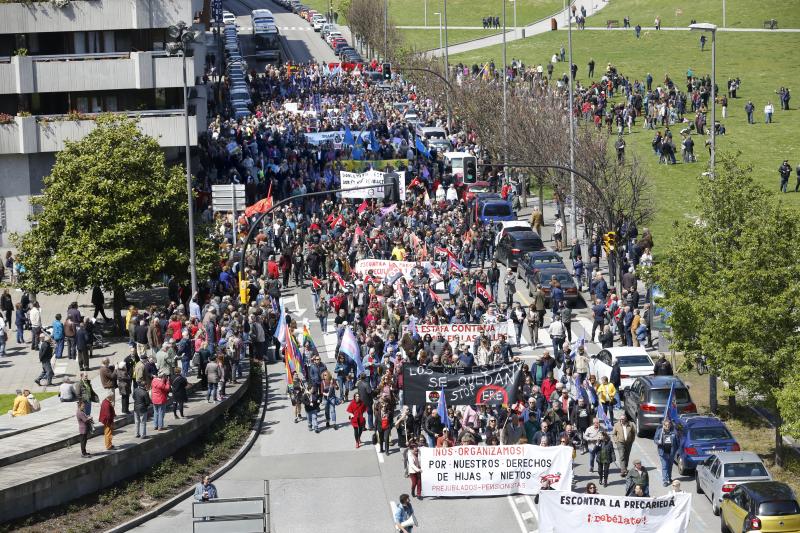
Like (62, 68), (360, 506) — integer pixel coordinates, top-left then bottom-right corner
(236, 26), (314, 33)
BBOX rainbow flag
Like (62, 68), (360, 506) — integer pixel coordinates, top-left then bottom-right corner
(283, 323), (303, 385)
(302, 325), (318, 359)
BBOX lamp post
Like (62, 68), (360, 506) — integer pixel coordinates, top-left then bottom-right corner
(434, 12), (442, 52)
(510, 0), (517, 38)
(424, 0), (428, 27)
(568, 8), (576, 244)
(167, 21), (201, 297)
(443, 0), (449, 84)
(502, 0), (507, 180)
(384, 0), (388, 59)
(690, 23), (717, 175)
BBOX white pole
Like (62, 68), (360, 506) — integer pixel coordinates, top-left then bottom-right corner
(502, 0), (507, 178)
(425, 0), (427, 27)
(443, 0), (449, 83)
(514, 0), (517, 38)
(722, 0), (726, 28)
(711, 29), (716, 173)
(436, 13), (442, 52)
(568, 7), (576, 243)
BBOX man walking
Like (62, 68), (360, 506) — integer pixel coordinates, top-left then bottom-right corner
(654, 419), (677, 486)
(34, 332), (54, 386)
(612, 413), (636, 477)
(744, 100), (755, 124)
(779, 160), (791, 193)
(29, 302), (42, 351)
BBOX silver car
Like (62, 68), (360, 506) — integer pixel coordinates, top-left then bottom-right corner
(696, 451), (772, 516)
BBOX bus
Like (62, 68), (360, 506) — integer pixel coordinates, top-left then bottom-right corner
(251, 9), (275, 33)
(251, 9), (280, 61)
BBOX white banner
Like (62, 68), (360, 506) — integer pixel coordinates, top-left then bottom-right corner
(420, 445), (573, 497)
(303, 130), (371, 146)
(354, 259), (427, 280)
(538, 491), (692, 533)
(402, 322), (501, 345)
(340, 170), (406, 200)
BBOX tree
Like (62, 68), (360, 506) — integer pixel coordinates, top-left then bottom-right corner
(13, 115), (216, 333)
(652, 154), (800, 465)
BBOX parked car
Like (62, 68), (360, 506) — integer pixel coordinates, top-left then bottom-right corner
(674, 415), (740, 475)
(588, 347), (655, 391)
(623, 375), (696, 437)
(495, 231), (545, 268)
(720, 482), (800, 533)
(494, 220), (534, 246)
(519, 250), (564, 282)
(697, 452), (772, 516)
(527, 264), (579, 305)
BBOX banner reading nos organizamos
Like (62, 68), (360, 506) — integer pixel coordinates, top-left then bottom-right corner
(420, 445), (573, 497)
(538, 491), (691, 533)
(403, 363), (522, 405)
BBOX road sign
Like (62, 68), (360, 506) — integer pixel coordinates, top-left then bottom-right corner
(211, 184), (246, 213)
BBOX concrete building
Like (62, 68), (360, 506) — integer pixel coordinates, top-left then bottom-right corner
(0, 0), (209, 241)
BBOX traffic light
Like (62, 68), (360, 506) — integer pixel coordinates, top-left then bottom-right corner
(383, 172), (400, 204)
(465, 159), (477, 182)
(382, 62), (392, 80)
(603, 231), (616, 254)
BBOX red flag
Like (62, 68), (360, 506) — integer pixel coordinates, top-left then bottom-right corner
(357, 200), (368, 214)
(407, 177), (422, 189)
(428, 287), (441, 303)
(329, 214), (344, 228)
(434, 247), (457, 259)
(311, 276), (323, 290)
(244, 182), (273, 217)
(476, 282), (493, 303)
(331, 271), (346, 289)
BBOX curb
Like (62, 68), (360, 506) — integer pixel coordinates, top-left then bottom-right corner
(105, 362), (268, 533)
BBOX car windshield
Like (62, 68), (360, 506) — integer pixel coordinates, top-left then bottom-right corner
(688, 427), (732, 441)
(758, 500), (800, 516)
(617, 355), (653, 367)
(724, 462), (768, 478)
(484, 204), (511, 217)
(650, 388), (690, 403)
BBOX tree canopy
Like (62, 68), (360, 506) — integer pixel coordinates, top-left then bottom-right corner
(652, 154), (800, 461)
(14, 115), (215, 330)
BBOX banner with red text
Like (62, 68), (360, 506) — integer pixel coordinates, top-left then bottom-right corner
(401, 322), (503, 345)
(538, 491), (691, 533)
(420, 445), (573, 497)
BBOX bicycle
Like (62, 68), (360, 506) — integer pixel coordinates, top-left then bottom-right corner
(695, 354), (708, 375)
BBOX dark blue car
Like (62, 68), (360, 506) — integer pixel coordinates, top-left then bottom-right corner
(674, 414), (740, 475)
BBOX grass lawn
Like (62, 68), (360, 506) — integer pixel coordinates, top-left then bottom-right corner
(675, 355), (800, 497)
(303, 0), (563, 28)
(585, 0), (800, 29)
(451, 30), (800, 246)
(0, 392), (58, 414)
(400, 28), (499, 50)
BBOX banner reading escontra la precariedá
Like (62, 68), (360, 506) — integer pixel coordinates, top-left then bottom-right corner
(400, 322), (502, 345)
(402, 363), (521, 405)
(420, 445), (573, 497)
(538, 491), (692, 533)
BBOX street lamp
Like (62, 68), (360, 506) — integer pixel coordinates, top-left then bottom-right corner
(434, 12), (442, 52)
(567, 8), (576, 244)
(510, 0), (517, 38)
(167, 21), (202, 297)
(443, 0), (449, 84)
(502, 0), (508, 179)
(690, 22), (717, 175)
(424, 0), (428, 27)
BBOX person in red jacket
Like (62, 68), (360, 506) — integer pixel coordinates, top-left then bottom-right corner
(346, 392), (367, 448)
(99, 391), (116, 450)
(151, 374), (171, 431)
(267, 256), (280, 279)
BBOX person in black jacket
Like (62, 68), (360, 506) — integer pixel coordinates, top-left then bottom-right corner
(487, 260), (500, 301)
(171, 367), (189, 418)
(132, 383), (151, 438)
(35, 333), (54, 386)
(653, 354), (673, 376)
(75, 320), (90, 372)
(599, 325), (614, 348)
(610, 359), (622, 407)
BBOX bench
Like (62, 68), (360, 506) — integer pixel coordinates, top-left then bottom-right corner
(606, 19), (620, 29)
(763, 19), (778, 29)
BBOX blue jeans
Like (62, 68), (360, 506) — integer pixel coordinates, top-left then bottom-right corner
(153, 404), (166, 429)
(424, 433), (435, 448)
(16, 326), (24, 343)
(324, 397), (337, 424)
(366, 405), (374, 430)
(135, 411), (147, 437)
(207, 382), (218, 402)
(37, 360), (54, 384)
(181, 359), (190, 377)
(336, 376), (348, 401)
(490, 282), (499, 301)
(0, 337), (5, 356)
(319, 316), (327, 333)
(55, 338), (64, 359)
(659, 449), (675, 484)
(589, 444), (600, 470)
(307, 409), (319, 430)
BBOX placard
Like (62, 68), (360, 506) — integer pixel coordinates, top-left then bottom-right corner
(538, 491), (692, 533)
(403, 362), (521, 405)
(420, 445), (573, 497)
(401, 322), (502, 345)
(340, 170), (406, 200)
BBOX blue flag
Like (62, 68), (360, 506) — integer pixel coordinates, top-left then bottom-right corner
(339, 326), (363, 376)
(597, 400), (613, 432)
(273, 302), (287, 346)
(663, 381), (680, 423)
(343, 124), (355, 147)
(415, 137), (430, 158)
(437, 387), (452, 430)
(370, 130), (380, 152)
(364, 102), (375, 122)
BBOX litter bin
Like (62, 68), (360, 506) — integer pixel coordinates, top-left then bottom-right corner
(551, 18), (557, 31)
(521, 28), (526, 38)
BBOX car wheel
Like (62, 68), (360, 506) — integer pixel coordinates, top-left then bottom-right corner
(678, 457), (691, 476)
(719, 516), (730, 533)
(635, 416), (647, 437)
(695, 477), (704, 495)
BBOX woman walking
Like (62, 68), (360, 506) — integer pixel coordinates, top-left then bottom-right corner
(151, 373), (170, 431)
(76, 400), (94, 458)
(376, 395), (393, 455)
(14, 302), (25, 344)
(205, 354), (220, 402)
(596, 431), (616, 487)
(346, 391), (367, 448)
(321, 370), (339, 429)
(171, 366), (188, 418)
(406, 441), (423, 500)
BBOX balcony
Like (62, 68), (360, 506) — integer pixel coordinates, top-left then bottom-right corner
(0, 0), (204, 34)
(0, 111), (200, 154)
(0, 50), (205, 94)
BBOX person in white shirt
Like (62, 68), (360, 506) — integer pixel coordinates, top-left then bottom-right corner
(29, 302), (42, 351)
(59, 378), (77, 402)
(764, 101), (774, 123)
(547, 317), (566, 361)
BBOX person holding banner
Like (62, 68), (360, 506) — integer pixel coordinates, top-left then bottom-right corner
(406, 441), (423, 499)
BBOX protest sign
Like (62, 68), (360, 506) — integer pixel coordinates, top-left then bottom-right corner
(403, 362), (521, 405)
(340, 170), (406, 200)
(354, 259), (427, 280)
(420, 445), (573, 497)
(538, 491), (692, 533)
(401, 322), (502, 345)
(304, 130), (370, 147)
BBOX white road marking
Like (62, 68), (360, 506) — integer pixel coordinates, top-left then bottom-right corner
(521, 511), (533, 520)
(374, 443), (385, 463)
(507, 494), (530, 533)
(524, 494), (540, 521)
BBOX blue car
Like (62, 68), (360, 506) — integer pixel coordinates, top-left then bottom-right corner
(674, 414), (740, 475)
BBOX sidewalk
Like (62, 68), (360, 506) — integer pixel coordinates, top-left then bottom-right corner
(429, 0), (608, 56)
(580, 25), (800, 33)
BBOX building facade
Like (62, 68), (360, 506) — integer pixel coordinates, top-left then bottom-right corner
(0, 0), (208, 241)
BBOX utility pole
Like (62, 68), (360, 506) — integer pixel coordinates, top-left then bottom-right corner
(502, 0), (508, 180)
(443, 0), (449, 84)
(568, 7), (577, 245)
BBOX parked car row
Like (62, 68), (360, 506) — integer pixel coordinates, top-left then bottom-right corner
(272, 0), (363, 62)
(222, 23), (251, 119)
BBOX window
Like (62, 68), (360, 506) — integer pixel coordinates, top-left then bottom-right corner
(597, 351), (611, 366)
(688, 427), (733, 442)
(650, 388), (690, 403)
(724, 462), (768, 478)
(617, 355), (654, 367)
(758, 500), (800, 516)
(514, 238), (545, 251)
(483, 204), (511, 217)
(710, 458), (721, 478)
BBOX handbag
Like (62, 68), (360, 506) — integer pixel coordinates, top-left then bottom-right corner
(400, 515), (418, 528)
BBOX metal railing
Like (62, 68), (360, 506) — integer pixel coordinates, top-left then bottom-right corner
(0, 50), (173, 63)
